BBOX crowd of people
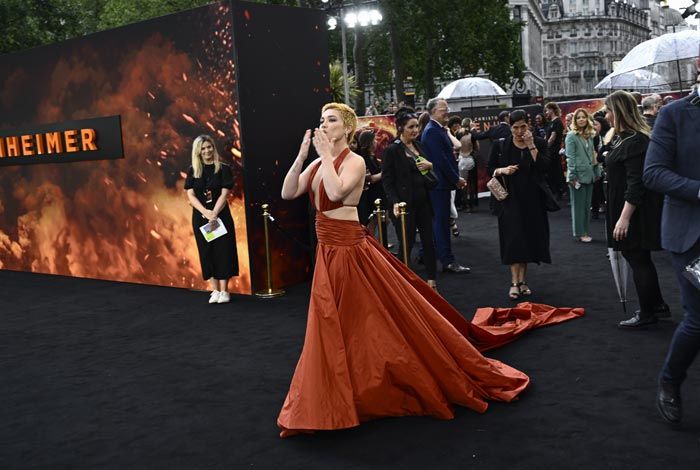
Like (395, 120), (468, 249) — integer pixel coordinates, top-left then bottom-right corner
(183, 50), (700, 437)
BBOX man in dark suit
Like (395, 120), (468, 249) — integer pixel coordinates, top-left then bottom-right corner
(643, 51), (700, 426)
(421, 98), (470, 273)
(471, 110), (511, 142)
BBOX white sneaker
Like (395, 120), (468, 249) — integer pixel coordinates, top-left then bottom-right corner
(217, 291), (230, 303)
(209, 290), (221, 304)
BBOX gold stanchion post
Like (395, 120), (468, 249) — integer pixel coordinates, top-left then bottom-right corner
(373, 198), (385, 247)
(255, 203), (285, 298)
(398, 202), (409, 265)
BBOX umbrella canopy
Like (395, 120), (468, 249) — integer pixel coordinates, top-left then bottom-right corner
(595, 69), (671, 91)
(437, 77), (507, 100)
(611, 30), (700, 76)
(608, 248), (631, 315)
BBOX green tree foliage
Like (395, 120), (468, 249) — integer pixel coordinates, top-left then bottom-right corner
(96, 0), (211, 30)
(329, 60), (360, 103)
(1, 0), (525, 104)
(0, 0), (98, 54)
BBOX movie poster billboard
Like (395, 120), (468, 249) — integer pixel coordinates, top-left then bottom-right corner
(0, 2), (252, 293)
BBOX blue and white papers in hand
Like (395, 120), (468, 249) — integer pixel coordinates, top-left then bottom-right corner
(199, 218), (227, 242)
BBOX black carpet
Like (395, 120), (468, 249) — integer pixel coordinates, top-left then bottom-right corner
(1, 205), (698, 469)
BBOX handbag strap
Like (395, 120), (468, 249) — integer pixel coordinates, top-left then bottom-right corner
(495, 138), (508, 191)
(403, 144), (419, 160)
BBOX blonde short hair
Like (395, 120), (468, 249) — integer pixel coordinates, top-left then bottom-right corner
(322, 102), (358, 143)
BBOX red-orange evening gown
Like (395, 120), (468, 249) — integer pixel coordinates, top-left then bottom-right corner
(277, 149), (583, 436)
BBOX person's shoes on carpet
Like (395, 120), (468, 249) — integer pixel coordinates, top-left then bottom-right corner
(443, 263), (470, 274)
(618, 312), (657, 329)
(633, 304), (671, 320)
(657, 380), (682, 425)
(209, 291), (221, 304)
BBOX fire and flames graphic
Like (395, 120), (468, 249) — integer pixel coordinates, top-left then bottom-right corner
(356, 115), (397, 161)
(0, 3), (251, 293)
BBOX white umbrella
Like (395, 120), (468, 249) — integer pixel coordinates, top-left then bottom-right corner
(608, 248), (631, 315)
(608, 30), (700, 92)
(437, 77), (507, 99)
(595, 69), (671, 91)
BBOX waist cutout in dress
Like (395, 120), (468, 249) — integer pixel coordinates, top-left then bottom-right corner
(315, 212), (367, 246)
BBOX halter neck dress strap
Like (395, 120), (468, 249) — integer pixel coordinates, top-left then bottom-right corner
(307, 148), (354, 212)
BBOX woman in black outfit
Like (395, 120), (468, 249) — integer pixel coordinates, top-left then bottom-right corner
(487, 109), (553, 300)
(604, 91), (668, 328)
(184, 135), (239, 304)
(356, 130), (385, 236)
(382, 107), (437, 290)
(591, 115), (611, 218)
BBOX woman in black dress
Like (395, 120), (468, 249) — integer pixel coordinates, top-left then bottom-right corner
(382, 107), (437, 290)
(604, 91), (668, 328)
(184, 135), (239, 304)
(487, 110), (552, 300)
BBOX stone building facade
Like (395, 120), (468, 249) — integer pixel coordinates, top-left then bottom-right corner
(539, 0), (652, 99)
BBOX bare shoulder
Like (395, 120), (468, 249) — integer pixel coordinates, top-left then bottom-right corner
(343, 152), (366, 169)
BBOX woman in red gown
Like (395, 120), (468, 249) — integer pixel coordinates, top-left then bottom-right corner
(278, 103), (582, 437)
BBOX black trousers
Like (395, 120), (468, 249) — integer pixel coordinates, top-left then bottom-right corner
(621, 249), (665, 314)
(661, 239), (700, 384)
(591, 177), (605, 212)
(466, 168), (479, 208)
(392, 199), (436, 279)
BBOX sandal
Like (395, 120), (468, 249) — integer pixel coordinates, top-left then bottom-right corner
(509, 283), (521, 300)
(450, 222), (460, 237)
(518, 281), (532, 297)
(427, 280), (438, 292)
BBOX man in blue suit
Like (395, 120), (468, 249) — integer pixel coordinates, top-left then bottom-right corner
(643, 51), (700, 425)
(421, 98), (470, 273)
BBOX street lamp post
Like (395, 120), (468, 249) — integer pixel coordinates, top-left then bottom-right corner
(341, 16), (350, 105)
(323, 0), (382, 106)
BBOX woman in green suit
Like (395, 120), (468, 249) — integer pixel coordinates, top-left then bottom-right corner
(565, 108), (601, 242)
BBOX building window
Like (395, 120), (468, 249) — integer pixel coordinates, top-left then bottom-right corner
(551, 62), (560, 74)
(553, 81), (561, 93)
(550, 6), (559, 19)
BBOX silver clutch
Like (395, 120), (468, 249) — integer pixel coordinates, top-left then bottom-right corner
(684, 256), (700, 291)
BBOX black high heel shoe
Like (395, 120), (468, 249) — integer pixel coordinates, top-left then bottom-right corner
(517, 281), (532, 297)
